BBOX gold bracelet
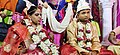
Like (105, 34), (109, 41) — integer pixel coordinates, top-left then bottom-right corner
(110, 31), (115, 36)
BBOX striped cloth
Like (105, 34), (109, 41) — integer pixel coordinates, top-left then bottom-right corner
(2, 9), (13, 24)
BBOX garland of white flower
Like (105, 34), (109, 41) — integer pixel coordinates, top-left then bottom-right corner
(77, 22), (92, 49)
(24, 19), (59, 55)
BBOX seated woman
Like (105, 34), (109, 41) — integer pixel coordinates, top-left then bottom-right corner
(0, 2), (59, 55)
(20, 3), (60, 54)
(108, 26), (120, 55)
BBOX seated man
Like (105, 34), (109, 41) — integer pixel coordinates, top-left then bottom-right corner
(66, 0), (101, 55)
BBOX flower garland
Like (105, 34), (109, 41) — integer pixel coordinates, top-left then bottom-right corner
(24, 19), (59, 55)
(77, 22), (92, 50)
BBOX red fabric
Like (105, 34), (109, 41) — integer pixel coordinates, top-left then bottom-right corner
(99, 47), (114, 55)
(22, 48), (46, 55)
(0, 23), (28, 55)
(60, 44), (77, 55)
(41, 28), (49, 38)
(92, 0), (100, 22)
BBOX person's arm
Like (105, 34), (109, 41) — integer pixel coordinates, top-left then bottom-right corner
(67, 20), (89, 53)
(108, 27), (120, 45)
(91, 23), (101, 52)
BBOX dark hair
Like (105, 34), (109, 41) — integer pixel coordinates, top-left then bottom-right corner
(27, 6), (37, 15)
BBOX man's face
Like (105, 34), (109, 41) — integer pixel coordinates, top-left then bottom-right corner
(77, 9), (90, 22)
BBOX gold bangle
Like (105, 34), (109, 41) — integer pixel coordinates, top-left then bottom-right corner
(110, 31), (115, 36)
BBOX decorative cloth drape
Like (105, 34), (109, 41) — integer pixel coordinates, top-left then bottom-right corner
(42, 3), (73, 46)
(0, 23), (28, 55)
(42, 3), (73, 33)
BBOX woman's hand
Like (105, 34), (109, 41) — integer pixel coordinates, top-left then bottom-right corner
(38, 0), (48, 9)
(42, 2), (48, 9)
(108, 31), (118, 45)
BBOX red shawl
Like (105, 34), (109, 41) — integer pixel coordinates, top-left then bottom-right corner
(0, 23), (28, 55)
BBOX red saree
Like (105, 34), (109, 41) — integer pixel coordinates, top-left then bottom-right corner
(99, 46), (114, 55)
(0, 23), (28, 55)
(21, 48), (46, 55)
(60, 44), (78, 55)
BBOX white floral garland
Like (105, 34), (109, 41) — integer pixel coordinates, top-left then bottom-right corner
(24, 19), (59, 55)
(77, 22), (92, 48)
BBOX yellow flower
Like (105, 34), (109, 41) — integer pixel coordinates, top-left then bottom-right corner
(66, 0), (71, 2)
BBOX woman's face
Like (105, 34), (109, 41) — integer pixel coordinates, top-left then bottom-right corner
(77, 9), (90, 22)
(30, 9), (42, 24)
